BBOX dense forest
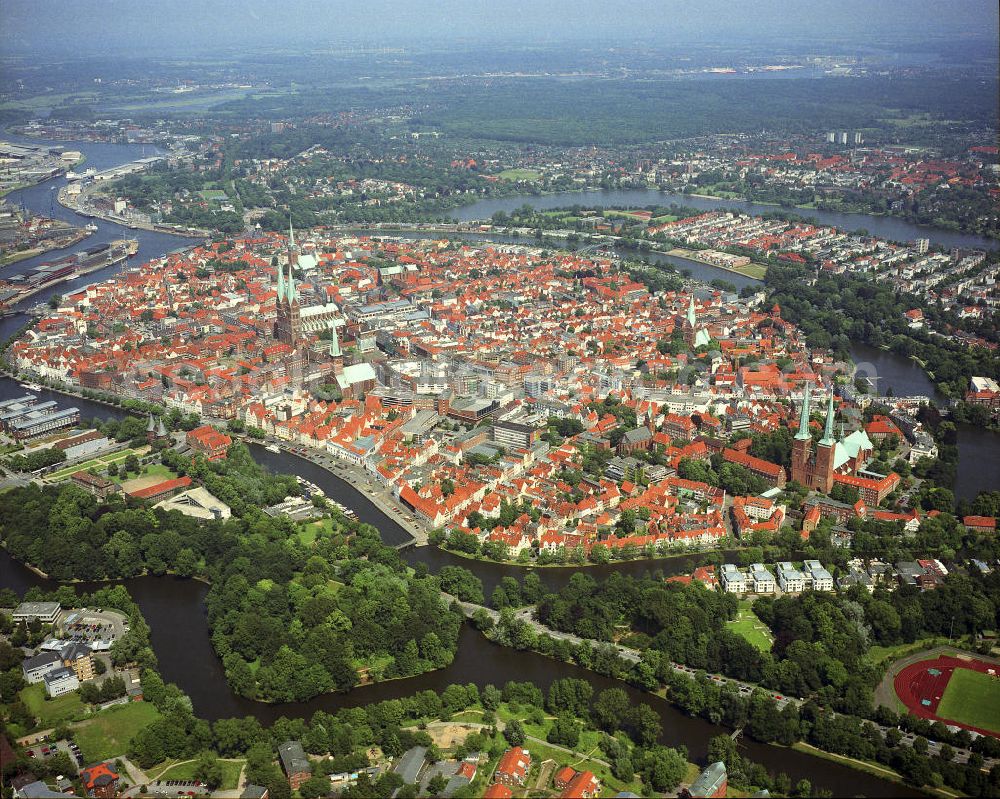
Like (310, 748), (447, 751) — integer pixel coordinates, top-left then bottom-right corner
(210, 75), (999, 147)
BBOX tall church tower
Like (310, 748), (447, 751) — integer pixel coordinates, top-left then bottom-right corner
(790, 383), (812, 487)
(814, 393), (837, 493)
(275, 261), (302, 346)
(287, 218), (299, 268)
(790, 383), (837, 493)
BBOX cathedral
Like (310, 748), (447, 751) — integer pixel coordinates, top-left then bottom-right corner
(791, 384), (875, 493)
(683, 294), (712, 348)
(275, 222), (302, 346)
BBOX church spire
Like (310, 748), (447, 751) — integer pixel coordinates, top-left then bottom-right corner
(820, 392), (836, 446)
(329, 321), (341, 358)
(795, 382), (812, 440)
(686, 293), (697, 328)
(277, 258), (285, 302)
(286, 262), (296, 304)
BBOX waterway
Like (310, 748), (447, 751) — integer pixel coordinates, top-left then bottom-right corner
(850, 342), (1000, 502)
(0, 135), (985, 792)
(0, 547), (918, 797)
(452, 188), (999, 252)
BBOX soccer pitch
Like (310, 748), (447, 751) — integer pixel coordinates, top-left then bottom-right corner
(936, 668), (1000, 734)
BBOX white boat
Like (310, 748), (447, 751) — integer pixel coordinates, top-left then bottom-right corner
(85, 223), (98, 232)
(19, 382), (43, 392)
(264, 444), (281, 453)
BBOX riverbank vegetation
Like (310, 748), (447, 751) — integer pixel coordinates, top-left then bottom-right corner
(472, 571), (1000, 794)
(0, 443), (463, 702)
(765, 263), (1000, 402)
(531, 568), (1000, 714)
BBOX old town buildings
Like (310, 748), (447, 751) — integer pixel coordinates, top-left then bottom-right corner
(13, 230), (910, 560)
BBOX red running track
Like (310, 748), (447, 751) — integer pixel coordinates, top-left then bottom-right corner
(894, 655), (1000, 738)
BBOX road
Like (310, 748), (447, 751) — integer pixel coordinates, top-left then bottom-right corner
(261, 440), (429, 546)
(446, 597), (997, 771)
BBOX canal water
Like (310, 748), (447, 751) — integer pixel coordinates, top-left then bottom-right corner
(452, 187), (999, 252)
(850, 342), (1000, 502)
(0, 548), (918, 797)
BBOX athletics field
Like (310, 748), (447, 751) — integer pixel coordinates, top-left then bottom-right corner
(893, 653), (1000, 737)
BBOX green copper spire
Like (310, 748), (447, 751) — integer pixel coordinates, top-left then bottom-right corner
(286, 263), (296, 304)
(329, 321), (341, 358)
(686, 294), (697, 328)
(795, 383), (812, 440)
(820, 392), (836, 446)
(277, 257), (285, 300)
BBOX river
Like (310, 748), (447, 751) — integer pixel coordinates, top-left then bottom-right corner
(451, 188), (999, 252)
(0, 548), (919, 797)
(0, 136), (984, 792)
(850, 342), (1000, 502)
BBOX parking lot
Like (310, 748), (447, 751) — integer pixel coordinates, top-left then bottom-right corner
(23, 737), (86, 769)
(56, 607), (129, 650)
(145, 779), (208, 797)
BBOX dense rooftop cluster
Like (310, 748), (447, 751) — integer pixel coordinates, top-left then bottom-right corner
(14, 232), (935, 560)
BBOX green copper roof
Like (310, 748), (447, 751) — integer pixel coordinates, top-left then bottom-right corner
(329, 321), (341, 357)
(795, 384), (812, 440)
(820, 393), (836, 446)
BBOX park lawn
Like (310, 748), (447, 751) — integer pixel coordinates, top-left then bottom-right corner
(155, 758), (243, 789)
(652, 214), (679, 223)
(497, 168), (542, 181)
(727, 600), (773, 652)
(741, 263), (769, 280)
(74, 701), (162, 762)
(46, 448), (141, 482)
(864, 637), (951, 668)
(111, 462), (178, 485)
(20, 683), (86, 729)
(297, 516), (339, 545)
(936, 668), (1000, 734)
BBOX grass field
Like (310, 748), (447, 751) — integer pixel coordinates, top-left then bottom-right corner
(20, 683), (86, 729)
(605, 210), (652, 221)
(865, 637), (951, 669)
(727, 600), (774, 652)
(46, 448), (143, 482)
(74, 701), (162, 762)
(497, 168), (542, 181)
(114, 462), (178, 486)
(155, 758), (244, 789)
(937, 668), (1000, 734)
(297, 517), (338, 545)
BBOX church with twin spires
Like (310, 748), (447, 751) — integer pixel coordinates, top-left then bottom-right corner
(791, 383), (875, 493)
(275, 222), (303, 346)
